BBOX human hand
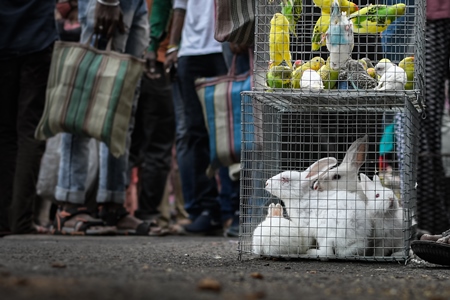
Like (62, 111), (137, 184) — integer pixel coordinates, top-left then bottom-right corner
(164, 50), (178, 77)
(94, 0), (126, 38)
(144, 51), (161, 79)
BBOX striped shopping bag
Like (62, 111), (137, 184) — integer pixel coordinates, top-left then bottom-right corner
(214, 0), (255, 46)
(196, 55), (253, 176)
(35, 40), (144, 157)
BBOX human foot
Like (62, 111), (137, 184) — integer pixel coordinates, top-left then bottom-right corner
(99, 204), (166, 236)
(53, 205), (116, 235)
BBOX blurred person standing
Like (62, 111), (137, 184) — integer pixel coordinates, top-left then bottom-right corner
(0, 1), (58, 234)
(164, 0), (230, 235)
(52, 0), (156, 235)
(128, 0), (176, 232)
(415, 0), (450, 235)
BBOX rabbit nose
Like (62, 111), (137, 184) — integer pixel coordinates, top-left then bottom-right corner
(265, 181), (268, 187)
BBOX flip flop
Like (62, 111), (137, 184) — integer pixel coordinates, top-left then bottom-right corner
(411, 240), (450, 266)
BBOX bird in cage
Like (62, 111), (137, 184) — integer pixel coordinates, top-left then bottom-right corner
(398, 56), (414, 90)
(348, 3), (406, 34)
(300, 69), (324, 92)
(291, 56), (325, 88)
(280, 0), (302, 38)
(360, 57), (374, 69)
(313, 0), (358, 15)
(338, 59), (378, 90)
(366, 67), (378, 80)
(269, 13), (293, 69)
(317, 58), (339, 89)
(373, 59), (407, 91)
(312, 2), (406, 51)
(311, 0), (359, 51)
(266, 61), (292, 88)
(325, 0), (354, 70)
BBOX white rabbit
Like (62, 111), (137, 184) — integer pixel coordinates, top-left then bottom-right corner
(360, 173), (404, 257)
(265, 157), (338, 220)
(252, 203), (309, 255)
(304, 188), (372, 258)
(314, 135), (368, 202)
(262, 158), (338, 253)
(265, 158), (371, 258)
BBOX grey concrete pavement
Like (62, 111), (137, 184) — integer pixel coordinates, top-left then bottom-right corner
(0, 235), (450, 300)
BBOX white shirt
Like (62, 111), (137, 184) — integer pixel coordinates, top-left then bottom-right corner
(173, 0), (223, 57)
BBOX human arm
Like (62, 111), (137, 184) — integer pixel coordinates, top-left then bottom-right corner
(163, 1), (186, 73)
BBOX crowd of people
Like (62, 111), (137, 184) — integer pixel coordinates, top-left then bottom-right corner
(0, 0), (250, 237)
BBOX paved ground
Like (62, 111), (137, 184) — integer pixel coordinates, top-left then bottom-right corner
(0, 235), (450, 300)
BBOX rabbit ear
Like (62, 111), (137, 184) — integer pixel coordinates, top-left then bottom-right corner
(305, 157), (338, 179)
(341, 135), (368, 171)
(359, 173), (373, 190)
(373, 174), (381, 183)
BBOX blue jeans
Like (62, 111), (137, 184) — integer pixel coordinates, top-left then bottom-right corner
(174, 53), (228, 219)
(55, 0), (149, 205)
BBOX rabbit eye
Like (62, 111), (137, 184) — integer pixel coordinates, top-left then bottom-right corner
(281, 177), (289, 184)
(332, 174), (341, 180)
(376, 193), (380, 198)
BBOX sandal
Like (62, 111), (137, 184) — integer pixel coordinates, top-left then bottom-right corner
(99, 206), (167, 236)
(118, 220), (167, 236)
(52, 207), (116, 236)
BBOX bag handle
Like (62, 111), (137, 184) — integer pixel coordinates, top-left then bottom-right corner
(228, 47), (254, 76)
(86, 34), (114, 51)
(228, 55), (238, 76)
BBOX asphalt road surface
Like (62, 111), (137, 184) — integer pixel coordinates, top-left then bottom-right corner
(1, 235), (449, 300)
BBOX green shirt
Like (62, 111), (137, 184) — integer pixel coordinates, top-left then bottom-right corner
(147, 0), (172, 53)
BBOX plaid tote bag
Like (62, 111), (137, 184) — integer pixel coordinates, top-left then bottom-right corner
(35, 40), (144, 157)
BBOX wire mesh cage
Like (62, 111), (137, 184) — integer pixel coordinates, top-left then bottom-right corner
(238, 0), (425, 261)
(252, 0), (425, 93)
(239, 92), (421, 261)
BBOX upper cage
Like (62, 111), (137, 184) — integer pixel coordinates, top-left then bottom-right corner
(252, 0), (425, 97)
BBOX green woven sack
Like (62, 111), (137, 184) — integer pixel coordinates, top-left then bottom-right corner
(35, 40), (144, 157)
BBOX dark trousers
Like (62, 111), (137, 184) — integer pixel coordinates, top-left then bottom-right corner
(129, 62), (176, 220)
(0, 46), (52, 233)
(175, 53), (228, 219)
(416, 19), (450, 234)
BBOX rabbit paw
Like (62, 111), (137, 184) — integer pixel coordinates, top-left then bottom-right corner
(267, 203), (283, 217)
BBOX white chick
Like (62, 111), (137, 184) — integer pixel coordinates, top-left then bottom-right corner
(300, 69), (324, 92)
(373, 61), (407, 91)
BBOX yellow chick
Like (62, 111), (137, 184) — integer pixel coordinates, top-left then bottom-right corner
(366, 67), (378, 80)
(269, 13), (293, 69)
(291, 56), (326, 88)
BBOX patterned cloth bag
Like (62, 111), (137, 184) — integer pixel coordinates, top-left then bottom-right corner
(35, 40), (144, 157)
(214, 0), (255, 46)
(196, 53), (253, 176)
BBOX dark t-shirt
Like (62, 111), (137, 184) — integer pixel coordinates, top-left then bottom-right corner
(0, 0), (58, 59)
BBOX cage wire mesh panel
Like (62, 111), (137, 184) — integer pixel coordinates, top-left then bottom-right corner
(239, 0), (425, 261)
